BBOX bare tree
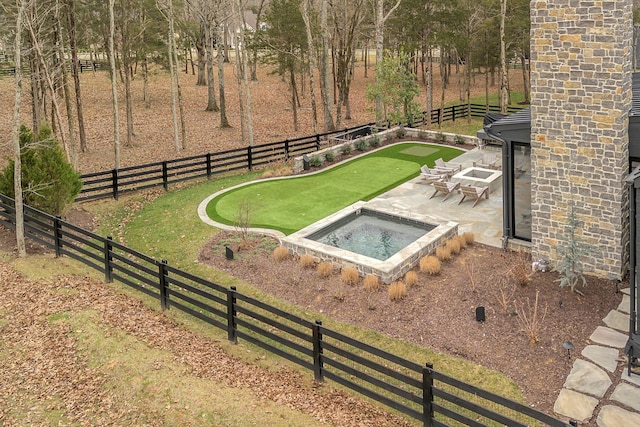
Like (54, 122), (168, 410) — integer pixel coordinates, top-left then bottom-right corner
(499, 0), (509, 113)
(108, 0), (121, 169)
(56, 0), (78, 168)
(319, 0), (334, 131)
(301, 0), (318, 134)
(12, 0), (28, 258)
(373, 0), (401, 124)
(233, 0), (254, 146)
(217, 20), (231, 128)
(65, 0), (87, 153)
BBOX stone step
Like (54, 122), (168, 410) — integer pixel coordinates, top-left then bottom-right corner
(589, 326), (628, 348)
(563, 359), (612, 398)
(610, 383), (640, 412)
(581, 345), (620, 373)
(597, 405), (640, 427)
(602, 309), (629, 332)
(553, 388), (599, 423)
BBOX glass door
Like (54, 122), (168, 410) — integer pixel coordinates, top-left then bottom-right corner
(513, 143), (531, 240)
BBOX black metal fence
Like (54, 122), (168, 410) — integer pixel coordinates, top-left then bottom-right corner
(0, 192), (574, 427)
(78, 103), (522, 202)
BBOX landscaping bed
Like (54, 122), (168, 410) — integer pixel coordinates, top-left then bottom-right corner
(199, 230), (623, 416)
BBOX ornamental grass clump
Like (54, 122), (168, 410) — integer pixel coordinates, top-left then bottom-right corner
(341, 267), (360, 286)
(454, 234), (468, 250)
(362, 275), (380, 292)
(404, 271), (419, 287)
(435, 245), (452, 262)
(317, 262), (334, 278)
(420, 256), (441, 275)
(299, 254), (315, 268)
(388, 281), (407, 301)
(462, 232), (475, 245)
(446, 238), (461, 255)
(272, 246), (290, 261)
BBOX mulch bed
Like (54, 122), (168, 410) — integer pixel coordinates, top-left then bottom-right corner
(199, 230), (624, 416)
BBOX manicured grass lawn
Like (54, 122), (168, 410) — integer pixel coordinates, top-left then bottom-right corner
(206, 142), (464, 235)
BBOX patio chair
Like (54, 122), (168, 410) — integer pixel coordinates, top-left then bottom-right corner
(473, 153), (500, 170)
(421, 165), (450, 181)
(435, 158), (463, 173)
(458, 185), (489, 207)
(429, 181), (460, 202)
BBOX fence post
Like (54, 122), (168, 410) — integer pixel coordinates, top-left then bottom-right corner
(158, 259), (170, 310)
(451, 105), (456, 122)
(162, 161), (168, 191)
(315, 134), (320, 150)
(312, 320), (324, 381)
(569, 420), (578, 427)
(284, 139), (289, 159)
(206, 153), (212, 179)
(227, 286), (237, 343)
(111, 169), (119, 200)
(53, 216), (62, 257)
(437, 108), (441, 125)
(247, 146), (253, 171)
(422, 362), (434, 427)
(104, 236), (113, 283)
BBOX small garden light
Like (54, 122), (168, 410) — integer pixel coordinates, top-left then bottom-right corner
(225, 246), (234, 260)
(563, 341), (573, 360)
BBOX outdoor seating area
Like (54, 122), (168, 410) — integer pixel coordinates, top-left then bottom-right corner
(458, 185), (489, 207)
(429, 181), (460, 201)
(473, 153), (501, 169)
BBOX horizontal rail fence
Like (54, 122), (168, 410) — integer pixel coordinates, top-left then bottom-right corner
(0, 193), (574, 427)
(78, 103), (526, 202)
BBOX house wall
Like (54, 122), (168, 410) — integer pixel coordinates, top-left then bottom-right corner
(530, 0), (633, 279)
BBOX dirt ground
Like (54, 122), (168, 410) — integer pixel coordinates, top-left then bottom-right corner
(0, 61), (524, 173)
(199, 230), (624, 418)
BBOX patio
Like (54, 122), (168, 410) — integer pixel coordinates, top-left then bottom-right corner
(366, 146), (505, 248)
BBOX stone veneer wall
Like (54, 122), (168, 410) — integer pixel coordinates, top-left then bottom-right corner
(530, 0), (633, 279)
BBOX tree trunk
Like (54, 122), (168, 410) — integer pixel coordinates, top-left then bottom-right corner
(13, 0), (28, 258)
(123, 54), (134, 146)
(57, 1), (78, 169)
(499, 0), (509, 113)
(196, 22), (207, 85)
(237, 1), (254, 146)
(108, 0), (120, 169)
(521, 54), (530, 104)
(29, 52), (43, 133)
(66, 0), (87, 153)
(290, 66), (299, 131)
(374, 0), (401, 125)
(205, 22), (219, 112)
(143, 58), (150, 108)
(250, 0), (266, 81)
(166, 0), (180, 151)
(301, 0), (318, 134)
(217, 25), (231, 128)
(425, 46), (432, 128)
(319, 0), (334, 131)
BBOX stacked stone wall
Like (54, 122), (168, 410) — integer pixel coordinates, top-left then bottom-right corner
(530, 0), (633, 279)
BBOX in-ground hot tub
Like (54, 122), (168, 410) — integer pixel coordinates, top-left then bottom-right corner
(281, 202), (458, 283)
(451, 167), (503, 194)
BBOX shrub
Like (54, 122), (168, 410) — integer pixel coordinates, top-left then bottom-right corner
(273, 246), (290, 261)
(516, 290), (548, 344)
(404, 271), (419, 287)
(0, 125), (82, 216)
(300, 254), (315, 268)
(324, 151), (335, 162)
(309, 155), (323, 167)
(317, 261), (334, 277)
(509, 251), (533, 287)
(355, 140), (368, 151)
(341, 267), (359, 285)
(445, 238), (461, 255)
(395, 127), (406, 139)
(368, 135), (381, 147)
(418, 131), (428, 140)
(454, 134), (465, 145)
(436, 132), (446, 143)
(435, 246), (452, 262)
(462, 232), (475, 245)
(455, 234), (468, 250)
(340, 144), (352, 155)
(420, 256), (441, 275)
(362, 275), (380, 292)
(388, 281), (407, 301)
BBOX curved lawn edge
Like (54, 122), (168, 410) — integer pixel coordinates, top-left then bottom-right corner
(198, 141), (466, 237)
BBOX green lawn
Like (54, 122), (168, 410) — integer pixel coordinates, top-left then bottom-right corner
(206, 142), (464, 235)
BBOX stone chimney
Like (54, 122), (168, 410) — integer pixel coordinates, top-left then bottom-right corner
(529, 1), (633, 279)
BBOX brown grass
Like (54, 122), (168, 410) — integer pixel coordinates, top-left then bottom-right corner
(388, 281), (407, 301)
(272, 246), (290, 261)
(362, 275), (380, 292)
(446, 238), (461, 255)
(341, 267), (360, 286)
(420, 256), (441, 275)
(435, 246), (452, 262)
(509, 251), (533, 287)
(299, 254), (315, 269)
(317, 262), (334, 278)
(404, 271), (419, 287)
(455, 234), (468, 250)
(462, 232), (475, 245)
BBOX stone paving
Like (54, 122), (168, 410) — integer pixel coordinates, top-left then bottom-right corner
(553, 287), (640, 426)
